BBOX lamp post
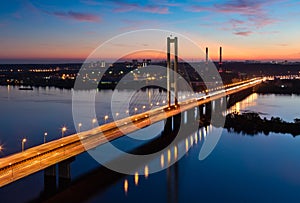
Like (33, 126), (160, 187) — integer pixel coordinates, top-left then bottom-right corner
(104, 115), (109, 123)
(61, 127), (67, 137)
(78, 123), (82, 133)
(44, 132), (47, 143)
(9, 163), (13, 178)
(92, 118), (97, 128)
(22, 138), (27, 152)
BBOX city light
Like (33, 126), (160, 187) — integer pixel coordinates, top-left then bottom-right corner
(22, 138), (27, 152)
(92, 118), (97, 128)
(104, 115), (109, 123)
(61, 126), (67, 137)
(44, 132), (47, 143)
(78, 123), (82, 132)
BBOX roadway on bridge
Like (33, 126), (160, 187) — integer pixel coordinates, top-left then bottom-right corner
(0, 78), (262, 187)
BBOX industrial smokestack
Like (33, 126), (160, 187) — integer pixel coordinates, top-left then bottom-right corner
(206, 47), (208, 63)
(219, 47), (222, 71)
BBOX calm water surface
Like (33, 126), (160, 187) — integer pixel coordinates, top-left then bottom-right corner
(0, 86), (300, 202)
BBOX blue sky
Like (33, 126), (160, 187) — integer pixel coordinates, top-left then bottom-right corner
(0, 0), (299, 62)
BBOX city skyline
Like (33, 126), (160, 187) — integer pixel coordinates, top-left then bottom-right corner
(0, 0), (300, 63)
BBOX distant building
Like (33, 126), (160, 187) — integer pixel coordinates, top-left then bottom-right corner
(101, 61), (106, 68)
(132, 59), (138, 66)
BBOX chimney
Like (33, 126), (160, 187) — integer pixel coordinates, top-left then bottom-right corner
(206, 47), (208, 63)
(219, 46), (223, 72)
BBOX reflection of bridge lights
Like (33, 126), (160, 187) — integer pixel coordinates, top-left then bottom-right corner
(144, 166), (149, 179)
(185, 138), (189, 152)
(195, 132), (198, 144)
(134, 172), (139, 186)
(199, 129), (202, 141)
(168, 149), (171, 164)
(160, 154), (164, 168)
(174, 146), (178, 160)
(124, 179), (128, 194)
(190, 136), (193, 145)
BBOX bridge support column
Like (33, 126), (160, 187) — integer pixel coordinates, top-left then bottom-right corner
(205, 102), (212, 118)
(44, 165), (57, 196)
(173, 113), (181, 132)
(164, 117), (173, 135)
(167, 36), (178, 107)
(58, 157), (75, 189)
(164, 111), (182, 136)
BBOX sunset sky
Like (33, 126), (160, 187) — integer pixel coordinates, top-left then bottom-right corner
(0, 0), (300, 63)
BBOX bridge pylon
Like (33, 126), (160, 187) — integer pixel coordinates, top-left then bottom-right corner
(167, 36), (178, 107)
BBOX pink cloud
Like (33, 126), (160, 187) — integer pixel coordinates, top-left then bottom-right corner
(234, 31), (253, 36)
(113, 2), (169, 14)
(188, 0), (279, 31)
(51, 11), (101, 22)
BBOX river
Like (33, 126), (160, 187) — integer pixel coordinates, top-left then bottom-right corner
(0, 86), (300, 202)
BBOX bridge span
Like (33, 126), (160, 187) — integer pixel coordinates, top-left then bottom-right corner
(0, 78), (262, 187)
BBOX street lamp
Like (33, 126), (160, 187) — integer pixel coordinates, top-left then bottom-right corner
(78, 123), (82, 132)
(44, 132), (47, 143)
(61, 126), (67, 137)
(22, 138), (27, 152)
(104, 115), (109, 123)
(115, 112), (119, 119)
(92, 118), (97, 128)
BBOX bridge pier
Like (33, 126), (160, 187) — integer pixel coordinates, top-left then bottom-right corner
(58, 157), (75, 189)
(199, 105), (204, 118)
(43, 157), (75, 195)
(44, 165), (57, 197)
(164, 117), (173, 135)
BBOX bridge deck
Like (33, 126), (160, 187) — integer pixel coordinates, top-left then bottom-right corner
(0, 78), (262, 187)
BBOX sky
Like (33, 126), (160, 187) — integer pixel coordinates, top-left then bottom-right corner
(0, 0), (300, 63)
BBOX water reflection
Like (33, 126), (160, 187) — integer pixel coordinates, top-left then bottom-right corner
(160, 154), (165, 168)
(134, 172), (139, 186)
(124, 179), (128, 195)
(144, 166), (149, 179)
(174, 146), (178, 160)
(228, 93), (258, 114)
(118, 125), (216, 201)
